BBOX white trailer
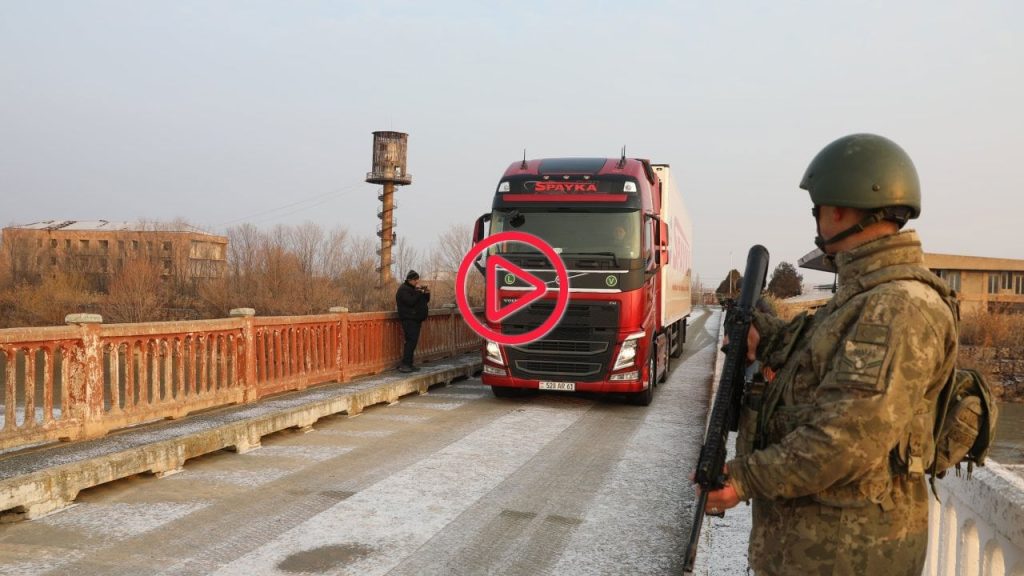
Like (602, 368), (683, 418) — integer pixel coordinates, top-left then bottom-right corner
(653, 163), (693, 356)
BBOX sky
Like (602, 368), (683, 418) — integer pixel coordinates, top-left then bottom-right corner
(1, 1), (1022, 287)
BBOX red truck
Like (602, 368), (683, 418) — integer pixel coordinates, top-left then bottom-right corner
(472, 157), (692, 405)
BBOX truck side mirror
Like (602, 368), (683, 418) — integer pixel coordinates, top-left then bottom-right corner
(648, 215), (667, 267)
(657, 220), (669, 266)
(473, 213), (491, 244)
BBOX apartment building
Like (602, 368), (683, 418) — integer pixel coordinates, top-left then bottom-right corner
(791, 250), (1024, 315)
(925, 253), (1024, 314)
(2, 220), (227, 285)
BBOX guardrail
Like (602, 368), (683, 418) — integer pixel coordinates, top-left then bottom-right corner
(0, 307), (481, 452)
(925, 462), (1024, 576)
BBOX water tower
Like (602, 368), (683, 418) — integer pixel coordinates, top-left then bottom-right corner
(366, 131), (412, 287)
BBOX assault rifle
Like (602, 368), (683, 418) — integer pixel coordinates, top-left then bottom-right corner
(683, 244), (769, 574)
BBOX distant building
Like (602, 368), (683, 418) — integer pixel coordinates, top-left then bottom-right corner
(924, 253), (1024, 314)
(782, 285), (834, 314)
(794, 249), (1024, 315)
(2, 220), (228, 286)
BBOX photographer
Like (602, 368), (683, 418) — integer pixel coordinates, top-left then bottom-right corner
(395, 269), (430, 373)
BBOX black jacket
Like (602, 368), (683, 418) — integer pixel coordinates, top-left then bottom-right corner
(396, 281), (430, 321)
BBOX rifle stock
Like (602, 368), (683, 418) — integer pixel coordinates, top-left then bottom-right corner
(683, 244), (769, 574)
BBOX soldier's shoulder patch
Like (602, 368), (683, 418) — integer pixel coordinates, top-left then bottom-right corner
(835, 322), (893, 392)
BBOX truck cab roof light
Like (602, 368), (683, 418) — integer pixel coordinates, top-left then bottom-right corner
(623, 182), (638, 193)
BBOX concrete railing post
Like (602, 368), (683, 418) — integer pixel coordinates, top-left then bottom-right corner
(444, 304), (457, 356)
(64, 313), (105, 439)
(329, 307), (349, 383)
(229, 308), (257, 402)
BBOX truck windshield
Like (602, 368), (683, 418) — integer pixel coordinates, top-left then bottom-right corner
(489, 210), (642, 263)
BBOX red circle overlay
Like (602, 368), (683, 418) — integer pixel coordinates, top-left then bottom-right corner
(455, 231), (570, 346)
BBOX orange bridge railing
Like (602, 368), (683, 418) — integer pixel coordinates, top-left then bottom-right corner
(0, 307), (482, 452)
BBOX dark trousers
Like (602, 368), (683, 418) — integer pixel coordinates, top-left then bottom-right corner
(401, 319), (422, 367)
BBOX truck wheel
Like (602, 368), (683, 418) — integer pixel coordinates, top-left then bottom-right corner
(660, 338), (669, 384)
(661, 331), (671, 383)
(671, 321), (685, 358)
(629, 353), (656, 406)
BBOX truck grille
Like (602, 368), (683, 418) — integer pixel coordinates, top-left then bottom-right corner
(514, 340), (608, 355)
(515, 361), (602, 378)
(502, 301), (619, 382)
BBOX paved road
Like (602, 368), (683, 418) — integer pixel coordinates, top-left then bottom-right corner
(0, 309), (720, 576)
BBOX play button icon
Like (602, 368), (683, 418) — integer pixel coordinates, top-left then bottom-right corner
(485, 255), (547, 323)
(455, 231), (570, 346)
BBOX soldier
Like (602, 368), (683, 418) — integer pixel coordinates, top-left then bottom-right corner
(704, 134), (958, 575)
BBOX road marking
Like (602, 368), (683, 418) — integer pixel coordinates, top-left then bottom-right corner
(210, 403), (590, 576)
(40, 501), (211, 540)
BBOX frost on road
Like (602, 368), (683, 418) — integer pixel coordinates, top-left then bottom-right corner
(0, 310), (733, 576)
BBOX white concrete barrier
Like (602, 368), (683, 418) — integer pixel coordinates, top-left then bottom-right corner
(925, 462), (1024, 576)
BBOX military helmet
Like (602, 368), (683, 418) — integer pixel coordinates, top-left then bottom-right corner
(799, 133), (921, 219)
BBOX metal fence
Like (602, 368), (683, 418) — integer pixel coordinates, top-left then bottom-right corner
(0, 307), (481, 452)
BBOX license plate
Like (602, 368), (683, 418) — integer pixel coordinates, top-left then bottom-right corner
(539, 381), (575, 391)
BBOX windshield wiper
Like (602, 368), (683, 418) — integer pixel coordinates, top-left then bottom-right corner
(495, 253), (551, 268)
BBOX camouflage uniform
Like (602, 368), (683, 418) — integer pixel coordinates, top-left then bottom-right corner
(728, 230), (957, 576)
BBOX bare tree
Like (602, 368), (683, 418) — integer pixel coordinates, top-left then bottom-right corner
(105, 258), (168, 323)
(428, 224), (480, 307)
(433, 224), (472, 274)
(393, 235), (420, 283)
(691, 273), (703, 306)
(1, 270), (95, 326)
(0, 232), (12, 291)
(336, 235), (393, 311)
(286, 221), (325, 276)
(321, 226), (349, 280)
(227, 223), (262, 278)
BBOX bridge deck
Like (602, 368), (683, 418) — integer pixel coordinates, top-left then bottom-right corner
(0, 310), (723, 575)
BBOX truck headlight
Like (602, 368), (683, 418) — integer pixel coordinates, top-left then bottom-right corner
(610, 371), (639, 381)
(613, 332), (645, 371)
(486, 341), (504, 365)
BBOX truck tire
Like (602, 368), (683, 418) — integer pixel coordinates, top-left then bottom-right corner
(629, 352), (656, 406)
(661, 330), (671, 383)
(671, 320), (685, 359)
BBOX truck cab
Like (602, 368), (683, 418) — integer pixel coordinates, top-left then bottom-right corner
(473, 157), (692, 405)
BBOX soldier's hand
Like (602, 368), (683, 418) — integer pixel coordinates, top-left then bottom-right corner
(704, 483), (740, 514)
(722, 325), (760, 364)
(747, 325), (759, 363)
(692, 466), (742, 514)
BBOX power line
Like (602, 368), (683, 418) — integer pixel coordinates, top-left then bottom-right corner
(218, 182), (365, 227)
(249, 189), (374, 226)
